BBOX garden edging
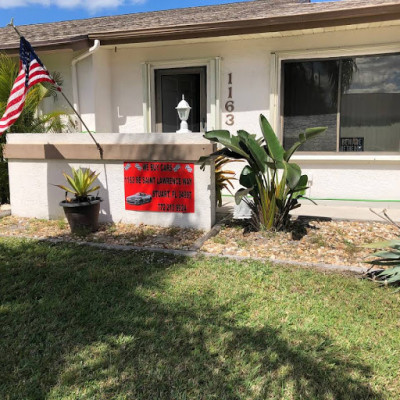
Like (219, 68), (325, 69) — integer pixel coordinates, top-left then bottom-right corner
(0, 233), (370, 275)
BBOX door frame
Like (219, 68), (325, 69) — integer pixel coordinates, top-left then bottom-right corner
(142, 57), (221, 133)
(155, 67), (207, 133)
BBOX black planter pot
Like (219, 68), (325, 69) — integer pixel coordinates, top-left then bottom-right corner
(60, 197), (102, 233)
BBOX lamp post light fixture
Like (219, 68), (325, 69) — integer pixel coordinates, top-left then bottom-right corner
(176, 95), (192, 133)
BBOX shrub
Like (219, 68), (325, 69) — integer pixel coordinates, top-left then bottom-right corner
(201, 114), (326, 231)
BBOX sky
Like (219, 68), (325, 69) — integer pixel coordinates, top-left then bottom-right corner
(0, 0), (335, 27)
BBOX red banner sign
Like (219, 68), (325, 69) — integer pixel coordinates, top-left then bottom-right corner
(124, 162), (195, 213)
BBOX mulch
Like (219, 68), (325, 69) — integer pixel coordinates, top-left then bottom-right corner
(0, 215), (398, 268)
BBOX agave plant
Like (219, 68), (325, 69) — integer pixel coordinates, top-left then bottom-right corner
(364, 210), (400, 289)
(365, 240), (400, 288)
(55, 167), (100, 203)
(201, 114), (326, 231)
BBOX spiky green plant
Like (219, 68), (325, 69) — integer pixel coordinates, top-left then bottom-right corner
(55, 168), (100, 203)
(364, 210), (400, 289)
(215, 155), (239, 208)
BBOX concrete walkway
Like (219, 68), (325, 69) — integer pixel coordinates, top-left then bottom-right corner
(3, 201), (400, 223)
(217, 199), (400, 223)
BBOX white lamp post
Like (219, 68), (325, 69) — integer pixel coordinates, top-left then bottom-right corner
(176, 95), (192, 133)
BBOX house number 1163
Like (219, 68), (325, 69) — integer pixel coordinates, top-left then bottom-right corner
(225, 73), (235, 126)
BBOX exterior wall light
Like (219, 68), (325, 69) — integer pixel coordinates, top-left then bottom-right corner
(176, 95), (192, 133)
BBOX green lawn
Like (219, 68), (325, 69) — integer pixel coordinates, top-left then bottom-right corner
(0, 237), (399, 400)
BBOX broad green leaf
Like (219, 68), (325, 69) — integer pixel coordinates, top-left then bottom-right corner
(204, 130), (248, 158)
(295, 175), (308, 190)
(259, 114), (284, 162)
(237, 130), (268, 173)
(286, 162), (301, 190)
(235, 187), (253, 205)
(291, 175), (308, 199)
(284, 127), (327, 161)
(240, 166), (257, 188)
(199, 148), (244, 170)
(305, 127), (328, 137)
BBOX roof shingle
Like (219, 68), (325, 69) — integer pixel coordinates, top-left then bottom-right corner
(0, 0), (399, 50)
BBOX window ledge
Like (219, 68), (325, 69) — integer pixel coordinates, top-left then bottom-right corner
(291, 154), (400, 163)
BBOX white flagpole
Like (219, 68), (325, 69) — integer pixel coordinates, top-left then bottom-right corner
(7, 19), (104, 159)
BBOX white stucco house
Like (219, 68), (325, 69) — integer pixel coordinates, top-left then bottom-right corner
(2, 0), (400, 227)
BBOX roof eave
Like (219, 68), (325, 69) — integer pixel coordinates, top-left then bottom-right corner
(88, 3), (400, 45)
(0, 36), (90, 53)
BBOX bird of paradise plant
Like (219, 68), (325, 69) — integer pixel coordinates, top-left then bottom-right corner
(201, 114), (326, 231)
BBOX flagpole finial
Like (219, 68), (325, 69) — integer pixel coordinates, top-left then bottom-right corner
(7, 18), (22, 38)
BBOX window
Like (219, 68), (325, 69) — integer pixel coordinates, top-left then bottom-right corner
(282, 53), (400, 152)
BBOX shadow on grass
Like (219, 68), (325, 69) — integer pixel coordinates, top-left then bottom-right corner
(0, 239), (382, 399)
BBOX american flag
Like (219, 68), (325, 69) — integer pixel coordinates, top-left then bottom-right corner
(0, 36), (56, 135)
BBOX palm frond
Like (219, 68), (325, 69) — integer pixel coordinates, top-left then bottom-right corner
(0, 52), (73, 134)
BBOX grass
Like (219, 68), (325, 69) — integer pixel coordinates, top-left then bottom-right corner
(309, 233), (328, 248)
(212, 236), (228, 245)
(56, 219), (67, 230)
(0, 237), (399, 399)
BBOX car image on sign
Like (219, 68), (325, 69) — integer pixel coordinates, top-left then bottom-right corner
(126, 192), (152, 205)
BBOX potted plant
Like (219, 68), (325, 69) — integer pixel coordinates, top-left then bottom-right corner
(56, 167), (102, 233)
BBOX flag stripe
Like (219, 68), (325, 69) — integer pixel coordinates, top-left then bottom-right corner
(0, 103), (26, 125)
(2, 93), (25, 117)
(0, 37), (56, 135)
(0, 94), (27, 123)
(0, 96), (27, 124)
(1, 79), (27, 113)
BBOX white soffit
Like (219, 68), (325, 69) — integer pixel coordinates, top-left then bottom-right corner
(101, 20), (400, 49)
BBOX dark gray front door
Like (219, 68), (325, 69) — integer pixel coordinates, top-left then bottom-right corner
(155, 67), (207, 133)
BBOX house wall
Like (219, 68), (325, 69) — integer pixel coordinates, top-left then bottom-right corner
(75, 56), (96, 131)
(39, 51), (75, 118)
(36, 22), (400, 205)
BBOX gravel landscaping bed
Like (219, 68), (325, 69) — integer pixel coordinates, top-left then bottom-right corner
(0, 215), (398, 268)
(0, 216), (203, 250)
(202, 217), (399, 268)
